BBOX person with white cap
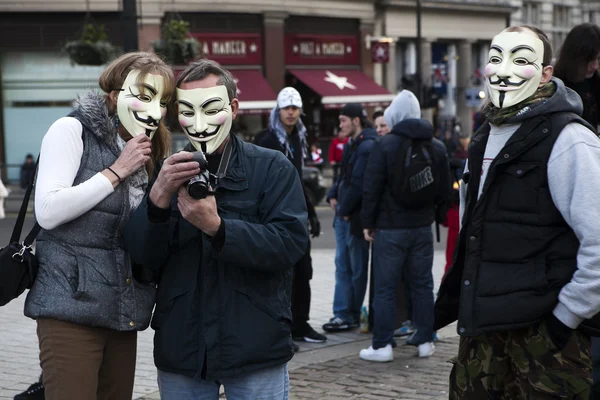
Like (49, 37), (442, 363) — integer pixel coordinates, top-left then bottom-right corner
(255, 87), (327, 350)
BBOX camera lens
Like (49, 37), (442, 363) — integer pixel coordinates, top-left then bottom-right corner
(187, 175), (210, 200)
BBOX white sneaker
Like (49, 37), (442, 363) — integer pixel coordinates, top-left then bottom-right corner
(359, 344), (393, 362)
(418, 342), (435, 358)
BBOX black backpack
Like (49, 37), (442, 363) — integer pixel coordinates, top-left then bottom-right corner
(390, 138), (438, 209)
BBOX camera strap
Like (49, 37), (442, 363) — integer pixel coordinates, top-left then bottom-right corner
(210, 137), (234, 187)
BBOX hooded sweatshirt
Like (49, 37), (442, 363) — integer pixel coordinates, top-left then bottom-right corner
(461, 77), (600, 329)
(362, 90), (451, 229)
(384, 89), (421, 127)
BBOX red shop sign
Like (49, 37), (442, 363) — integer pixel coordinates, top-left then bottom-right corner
(190, 33), (262, 66)
(285, 34), (359, 66)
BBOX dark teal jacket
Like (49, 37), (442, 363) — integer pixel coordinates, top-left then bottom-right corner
(123, 134), (308, 380)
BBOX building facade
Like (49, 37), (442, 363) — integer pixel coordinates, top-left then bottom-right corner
(374, 0), (598, 137)
(0, 0), (597, 179)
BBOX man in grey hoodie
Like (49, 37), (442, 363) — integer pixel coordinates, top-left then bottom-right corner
(360, 90), (450, 362)
(435, 25), (600, 398)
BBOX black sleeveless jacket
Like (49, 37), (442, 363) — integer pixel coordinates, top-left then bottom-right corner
(434, 112), (600, 336)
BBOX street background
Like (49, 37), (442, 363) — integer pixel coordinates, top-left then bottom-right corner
(0, 188), (458, 399)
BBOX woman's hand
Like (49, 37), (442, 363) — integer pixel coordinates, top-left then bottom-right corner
(111, 134), (152, 179)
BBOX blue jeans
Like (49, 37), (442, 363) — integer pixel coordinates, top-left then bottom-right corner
(372, 226), (434, 348)
(157, 364), (289, 400)
(333, 216), (370, 323)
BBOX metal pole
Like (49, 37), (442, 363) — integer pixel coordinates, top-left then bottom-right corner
(416, 0), (423, 103)
(122, 0), (139, 52)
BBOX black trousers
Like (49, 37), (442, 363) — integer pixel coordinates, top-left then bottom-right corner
(291, 240), (313, 330)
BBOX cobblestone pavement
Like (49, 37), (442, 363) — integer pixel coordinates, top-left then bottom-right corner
(0, 204), (454, 399)
(288, 336), (457, 400)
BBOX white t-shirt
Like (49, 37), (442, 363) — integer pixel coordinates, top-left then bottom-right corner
(35, 117), (115, 230)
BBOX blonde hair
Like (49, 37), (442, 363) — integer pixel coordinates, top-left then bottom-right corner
(99, 52), (175, 177)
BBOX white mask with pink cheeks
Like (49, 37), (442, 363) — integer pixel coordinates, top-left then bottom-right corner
(176, 86), (232, 155)
(484, 31), (545, 109)
(116, 70), (167, 139)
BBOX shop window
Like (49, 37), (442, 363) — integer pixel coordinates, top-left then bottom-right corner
(0, 12), (124, 50)
(167, 13), (262, 33)
(285, 16), (359, 35)
(233, 114), (267, 142)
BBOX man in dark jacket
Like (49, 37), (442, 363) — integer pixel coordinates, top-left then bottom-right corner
(323, 103), (376, 332)
(123, 59), (308, 399)
(435, 26), (600, 398)
(254, 86), (327, 349)
(360, 90), (450, 362)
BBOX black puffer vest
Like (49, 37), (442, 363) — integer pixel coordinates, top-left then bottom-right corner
(435, 112), (600, 336)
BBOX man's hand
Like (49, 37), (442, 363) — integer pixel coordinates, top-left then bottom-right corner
(329, 198), (337, 210)
(343, 216), (350, 222)
(177, 186), (221, 237)
(363, 229), (375, 242)
(150, 152), (200, 208)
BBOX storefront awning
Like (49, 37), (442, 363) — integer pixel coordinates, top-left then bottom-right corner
(231, 69), (277, 114)
(173, 68), (276, 114)
(289, 69), (395, 108)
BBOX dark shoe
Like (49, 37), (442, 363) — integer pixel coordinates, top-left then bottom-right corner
(292, 341), (300, 352)
(322, 317), (358, 332)
(14, 379), (45, 400)
(406, 330), (439, 346)
(293, 324), (327, 343)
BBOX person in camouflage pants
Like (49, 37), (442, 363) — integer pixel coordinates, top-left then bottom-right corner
(434, 24), (600, 400)
(450, 320), (591, 399)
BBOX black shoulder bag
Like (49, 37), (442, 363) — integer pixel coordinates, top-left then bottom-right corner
(0, 158), (41, 306)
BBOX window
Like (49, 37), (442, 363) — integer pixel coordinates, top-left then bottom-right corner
(522, 2), (540, 26)
(551, 5), (571, 52)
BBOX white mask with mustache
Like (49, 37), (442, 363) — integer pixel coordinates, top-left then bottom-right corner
(116, 70), (167, 139)
(484, 31), (545, 109)
(177, 86), (232, 155)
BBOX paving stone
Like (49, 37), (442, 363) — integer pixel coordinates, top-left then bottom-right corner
(0, 217), (453, 399)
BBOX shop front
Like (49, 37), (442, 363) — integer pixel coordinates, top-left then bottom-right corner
(0, 12), (124, 181)
(284, 33), (395, 143)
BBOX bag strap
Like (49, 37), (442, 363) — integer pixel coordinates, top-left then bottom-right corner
(10, 155), (40, 244)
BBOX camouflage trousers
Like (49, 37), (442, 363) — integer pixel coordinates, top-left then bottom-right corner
(449, 320), (592, 399)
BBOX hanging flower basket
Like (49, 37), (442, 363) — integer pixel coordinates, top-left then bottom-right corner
(152, 19), (200, 66)
(64, 24), (117, 66)
(152, 38), (200, 65)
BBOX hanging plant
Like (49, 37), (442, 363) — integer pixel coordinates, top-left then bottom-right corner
(152, 19), (200, 65)
(64, 23), (117, 66)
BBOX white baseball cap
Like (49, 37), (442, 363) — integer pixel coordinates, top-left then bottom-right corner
(277, 87), (303, 109)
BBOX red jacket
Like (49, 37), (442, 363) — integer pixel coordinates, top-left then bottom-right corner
(328, 137), (348, 164)
(443, 205), (460, 275)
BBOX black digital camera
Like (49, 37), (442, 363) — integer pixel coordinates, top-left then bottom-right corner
(187, 151), (211, 200)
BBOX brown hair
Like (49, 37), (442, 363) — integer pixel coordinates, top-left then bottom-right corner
(504, 25), (553, 66)
(99, 52), (175, 177)
(176, 59), (238, 101)
(554, 23), (600, 83)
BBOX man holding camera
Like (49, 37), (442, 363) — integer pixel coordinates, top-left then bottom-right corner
(124, 59), (308, 399)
